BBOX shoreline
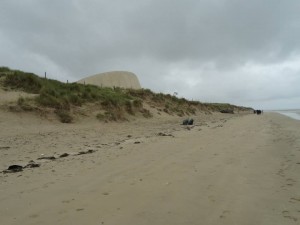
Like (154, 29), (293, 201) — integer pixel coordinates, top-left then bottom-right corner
(272, 109), (300, 121)
(1, 112), (300, 224)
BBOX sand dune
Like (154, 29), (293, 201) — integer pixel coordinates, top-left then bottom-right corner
(1, 112), (300, 224)
(77, 71), (141, 89)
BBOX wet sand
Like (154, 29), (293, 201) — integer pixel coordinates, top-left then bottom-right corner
(1, 112), (300, 225)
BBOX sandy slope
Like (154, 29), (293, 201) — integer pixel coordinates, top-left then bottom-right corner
(77, 71), (141, 89)
(1, 112), (300, 225)
(0, 88), (37, 104)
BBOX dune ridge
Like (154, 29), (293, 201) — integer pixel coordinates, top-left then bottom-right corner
(77, 71), (142, 89)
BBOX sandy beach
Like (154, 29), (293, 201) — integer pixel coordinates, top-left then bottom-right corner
(1, 111), (300, 225)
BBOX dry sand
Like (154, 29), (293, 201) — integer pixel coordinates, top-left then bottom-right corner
(77, 71), (141, 89)
(1, 110), (300, 225)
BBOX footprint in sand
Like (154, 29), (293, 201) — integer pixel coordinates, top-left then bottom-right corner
(58, 210), (67, 215)
(286, 178), (296, 186)
(282, 211), (298, 222)
(29, 214), (39, 218)
(219, 210), (231, 219)
(61, 198), (75, 204)
(208, 195), (216, 202)
(290, 197), (300, 203)
(277, 169), (285, 177)
(206, 184), (213, 190)
(76, 208), (84, 211)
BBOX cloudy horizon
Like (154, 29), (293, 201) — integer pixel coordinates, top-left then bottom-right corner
(1, 0), (300, 110)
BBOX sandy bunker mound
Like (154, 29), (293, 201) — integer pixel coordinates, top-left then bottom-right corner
(77, 71), (141, 89)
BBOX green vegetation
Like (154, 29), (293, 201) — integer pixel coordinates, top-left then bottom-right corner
(55, 110), (73, 123)
(7, 96), (35, 112)
(3, 70), (42, 93)
(17, 96), (35, 111)
(202, 103), (252, 113)
(0, 67), (144, 121)
(0, 67), (252, 123)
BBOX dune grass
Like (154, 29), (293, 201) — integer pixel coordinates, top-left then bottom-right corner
(0, 67), (145, 122)
(0, 67), (252, 122)
(2, 67), (133, 105)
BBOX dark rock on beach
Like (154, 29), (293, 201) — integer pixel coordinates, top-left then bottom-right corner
(3, 165), (23, 173)
(37, 156), (56, 160)
(157, 132), (174, 137)
(24, 160), (40, 168)
(3, 161), (41, 174)
(77, 149), (95, 155)
(59, 153), (69, 158)
(182, 119), (189, 125)
(182, 118), (194, 125)
(25, 163), (40, 168)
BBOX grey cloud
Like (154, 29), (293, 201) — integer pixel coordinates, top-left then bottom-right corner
(1, 0), (300, 109)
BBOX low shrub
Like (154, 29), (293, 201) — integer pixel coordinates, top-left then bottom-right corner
(125, 100), (134, 115)
(133, 99), (142, 108)
(4, 71), (42, 93)
(141, 109), (152, 118)
(0, 66), (254, 123)
(15, 96), (34, 111)
(96, 113), (106, 121)
(55, 110), (73, 123)
(17, 96), (25, 105)
(68, 94), (82, 106)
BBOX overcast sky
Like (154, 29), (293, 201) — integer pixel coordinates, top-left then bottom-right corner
(1, 0), (300, 109)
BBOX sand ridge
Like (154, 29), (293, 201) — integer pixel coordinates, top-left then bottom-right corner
(77, 71), (142, 89)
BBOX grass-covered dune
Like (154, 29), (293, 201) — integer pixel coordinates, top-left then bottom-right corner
(0, 67), (253, 123)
